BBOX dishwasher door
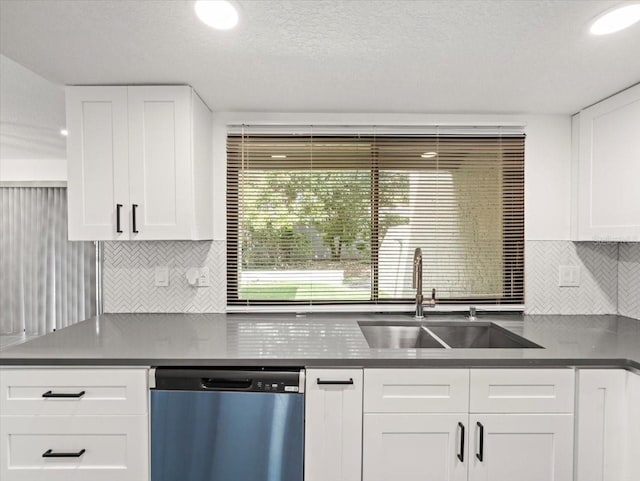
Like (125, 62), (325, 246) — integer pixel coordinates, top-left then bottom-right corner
(151, 368), (304, 481)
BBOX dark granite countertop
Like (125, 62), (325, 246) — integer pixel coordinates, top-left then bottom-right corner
(1, 313), (639, 370)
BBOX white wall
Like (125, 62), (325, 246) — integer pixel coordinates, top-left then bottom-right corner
(211, 112), (572, 241)
(0, 55), (67, 182)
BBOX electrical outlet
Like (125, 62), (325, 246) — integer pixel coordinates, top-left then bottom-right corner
(154, 266), (169, 287)
(186, 267), (209, 287)
(197, 267), (210, 287)
(558, 265), (580, 287)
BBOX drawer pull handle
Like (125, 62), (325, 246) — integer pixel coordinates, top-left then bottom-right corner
(317, 378), (354, 385)
(43, 449), (86, 458)
(476, 422), (484, 462)
(132, 203), (139, 233)
(457, 422), (465, 462)
(116, 204), (123, 233)
(42, 390), (86, 398)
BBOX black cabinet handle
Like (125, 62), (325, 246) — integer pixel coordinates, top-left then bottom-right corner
(476, 422), (484, 462)
(116, 204), (123, 233)
(317, 378), (354, 385)
(457, 422), (465, 462)
(42, 390), (86, 398)
(43, 449), (86, 458)
(132, 204), (139, 233)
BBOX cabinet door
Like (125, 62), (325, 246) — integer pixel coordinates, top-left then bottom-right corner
(625, 371), (640, 481)
(576, 370), (626, 481)
(305, 369), (362, 481)
(363, 413), (468, 481)
(127, 86), (192, 239)
(575, 83), (640, 241)
(66, 86), (129, 240)
(468, 414), (573, 481)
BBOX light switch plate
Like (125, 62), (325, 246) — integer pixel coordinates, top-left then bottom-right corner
(558, 265), (580, 287)
(154, 266), (169, 287)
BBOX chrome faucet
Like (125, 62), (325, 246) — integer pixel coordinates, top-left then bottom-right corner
(413, 248), (436, 319)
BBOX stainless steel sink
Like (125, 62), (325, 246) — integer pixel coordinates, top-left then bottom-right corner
(425, 322), (542, 349)
(359, 323), (446, 348)
(358, 321), (542, 349)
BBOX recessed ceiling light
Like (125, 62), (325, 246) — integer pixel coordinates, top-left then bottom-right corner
(421, 152), (437, 158)
(194, 0), (239, 30)
(271, 154), (287, 159)
(590, 3), (640, 35)
(60, 129), (68, 137)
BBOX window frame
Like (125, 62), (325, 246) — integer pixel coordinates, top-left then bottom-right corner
(226, 133), (524, 307)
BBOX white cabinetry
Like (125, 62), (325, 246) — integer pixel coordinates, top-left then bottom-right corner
(66, 85), (212, 240)
(304, 369), (363, 481)
(0, 368), (149, 481)
(577, 369), (640, 481)
(363, 369), (469, 481)
(468, 369), (574, 481)
(572, 83), (640, 241)
(576, 369), (626, 481)
(468, 414), (573, 481)
(624, 371), (640, 481)
(362, 368), (574, 481)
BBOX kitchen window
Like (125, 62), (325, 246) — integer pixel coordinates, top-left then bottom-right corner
(227, 126), (524, 307)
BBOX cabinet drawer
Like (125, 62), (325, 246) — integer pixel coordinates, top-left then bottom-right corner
(469, 369), (574, 413)
(0, 415), (148, 481)
(364, 369), (469, 413)
(0, 369), (148, 415)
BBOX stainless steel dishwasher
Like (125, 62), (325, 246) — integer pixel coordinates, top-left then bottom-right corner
(150, 367), (305, 481)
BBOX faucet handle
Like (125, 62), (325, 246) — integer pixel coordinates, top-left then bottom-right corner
(469, 306), (477, 321)
(422, 288), (437, 308)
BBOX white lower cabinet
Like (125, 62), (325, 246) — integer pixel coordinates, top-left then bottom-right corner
(363, 413), (468, 481)
(576, 369), (627, 481)
(304, 369), (363, 481)
(625, 371), (640, 481)
(0, 415), (148, 481)
(468, 414), (573, 481)
(576, 369), (640, 481)
(0, 367), (149, 481)
(362, 368), (575, 481)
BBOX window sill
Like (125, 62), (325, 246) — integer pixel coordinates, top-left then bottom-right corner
(226, 304), (525, 314)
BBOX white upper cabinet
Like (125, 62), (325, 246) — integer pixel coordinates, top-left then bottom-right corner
(66, 85), (212, 240)
(572, 83), (640, 241)
(66, 87), (130, 240)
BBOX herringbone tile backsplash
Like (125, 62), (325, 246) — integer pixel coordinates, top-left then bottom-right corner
(103, 241), (226, 313)
(524, 241), (618, 315)
(618, 243), (640, 319)
(103, 240), (639, 318)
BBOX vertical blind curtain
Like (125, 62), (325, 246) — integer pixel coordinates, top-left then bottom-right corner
(227, 126), (524, 306)
(0, 187), (96, 336)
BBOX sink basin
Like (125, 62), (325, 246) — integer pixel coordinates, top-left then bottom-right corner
(425, 322), (542, 349)
(358, 321), (542, 349)
(359, 323), (446, 349)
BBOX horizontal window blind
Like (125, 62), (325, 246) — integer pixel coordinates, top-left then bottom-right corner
(227, 127), (524, 306)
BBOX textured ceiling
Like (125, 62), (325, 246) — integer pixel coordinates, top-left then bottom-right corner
(1, 0), (639, 114)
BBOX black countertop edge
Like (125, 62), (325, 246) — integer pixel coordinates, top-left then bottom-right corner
(1, 357), (638, 372)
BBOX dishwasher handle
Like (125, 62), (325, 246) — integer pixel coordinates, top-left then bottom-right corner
(202, 377), (252, 390)
(153, 368), (304, 393)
